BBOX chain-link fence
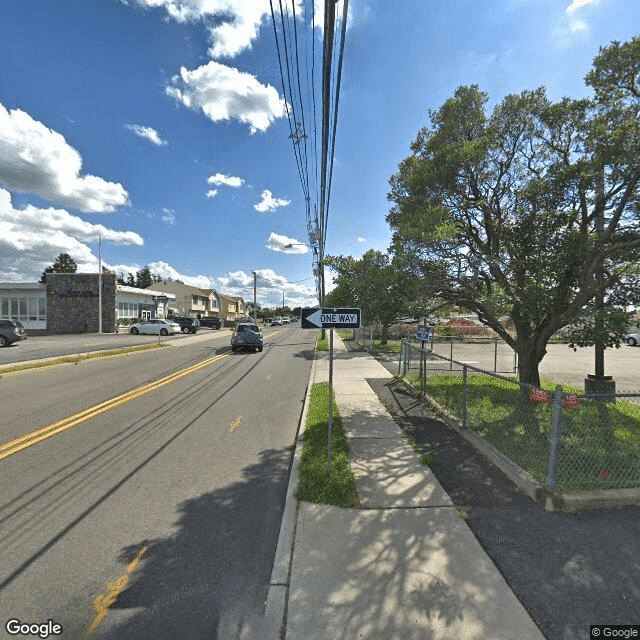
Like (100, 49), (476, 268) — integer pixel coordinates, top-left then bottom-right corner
(399, 340), (640, 493)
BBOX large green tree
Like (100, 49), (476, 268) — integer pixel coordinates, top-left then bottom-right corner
(387, 38), (640, 388)
(325, 249), (436, 343)
(39, 252), (78, 282)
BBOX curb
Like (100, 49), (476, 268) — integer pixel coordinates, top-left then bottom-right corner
(264, 347), (317, 638)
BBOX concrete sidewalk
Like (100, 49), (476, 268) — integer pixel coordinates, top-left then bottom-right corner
(267, 333), (546, 640)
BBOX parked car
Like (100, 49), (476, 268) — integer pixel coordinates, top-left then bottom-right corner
(231, 322), (263, 352)
(198, 316), (222, 329)
(129, 319), (181, 336)
(628, 332), (640, 346)
(0, 319), (28, 347)
(271, 318), (283, 326)
(171, 316), (201, 334)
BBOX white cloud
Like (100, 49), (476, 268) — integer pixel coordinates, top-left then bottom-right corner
(161, 208), (176, 224)
(125, 124), (168, 146)
(253, 189), (291, 212)
(166, 61), (287, 133)
(0, 188), (143, 281)
(266, 232), (308, 254)
(206, 189), (219, 199)
(357, 236), (366, 243)
(146, 260), (212, 288)
(0, 103), (130, 213)
(129, 0), (302, 59)
(217, 268), (317, 307)
(207, 172), (245, 187)
(565, 0), (598, 15)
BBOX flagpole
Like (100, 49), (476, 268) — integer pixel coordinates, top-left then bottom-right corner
(98, 233), (102, 334)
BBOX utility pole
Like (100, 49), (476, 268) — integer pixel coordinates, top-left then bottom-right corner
(252, 270), (257, 323)
(585, 161), (615, 396)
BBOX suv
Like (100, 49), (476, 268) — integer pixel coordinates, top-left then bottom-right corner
(171, 317), (201, 334)
(231, 322), (263, 352)
(198, 316), (222, 330)
(0, 319), (28, 347)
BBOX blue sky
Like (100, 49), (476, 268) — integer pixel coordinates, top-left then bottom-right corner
(1, 0), (638, 308)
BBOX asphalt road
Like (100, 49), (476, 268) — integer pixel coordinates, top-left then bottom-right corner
(0, 328), (229, 365)
(0, 326), (316, 639)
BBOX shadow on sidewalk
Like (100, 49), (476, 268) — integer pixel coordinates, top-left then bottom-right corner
(367, 376), (640, 640)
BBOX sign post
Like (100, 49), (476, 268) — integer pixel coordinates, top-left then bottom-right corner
(301, 308), (362, 473)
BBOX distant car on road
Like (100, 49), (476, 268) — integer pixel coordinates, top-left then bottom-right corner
(198, 316), (222, 329)
(628, 332), (640, 346)
(129, 319), (180, 336)
(171, 316), (201, 334)
(0, 319), (28, 347)
(231, 322), (263, 352)
(271, 318), (283, 326)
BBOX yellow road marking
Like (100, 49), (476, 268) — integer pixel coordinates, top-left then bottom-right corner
(228, 416), (244, 433)
(86, 546), (147, 635)
(0, 353), (229, 462)
(266, 373), (272, 381)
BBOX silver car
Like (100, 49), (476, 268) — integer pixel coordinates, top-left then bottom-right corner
(231, 322), (263, 352)
(129, 319), (181, 336)
(628, 332), (640, 346)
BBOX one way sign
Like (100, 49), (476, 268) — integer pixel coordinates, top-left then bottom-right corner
(301, 307), (361, 329)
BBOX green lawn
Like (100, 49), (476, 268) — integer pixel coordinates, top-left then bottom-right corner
(294, 382), (359, 507)
(406, 373), (640, 491)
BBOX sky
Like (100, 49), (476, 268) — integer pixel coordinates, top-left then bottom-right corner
(1, 0), (639, 309)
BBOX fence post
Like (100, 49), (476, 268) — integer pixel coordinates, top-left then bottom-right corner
(450, 339), (453, 371)
(462, 365), (468, 430)
(398, 339), (403, 376)
(544, 385), (564, 490)
(494, 337), (498, 373)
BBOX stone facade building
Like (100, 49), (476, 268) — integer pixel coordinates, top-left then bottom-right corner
(45, 272), (117, 333)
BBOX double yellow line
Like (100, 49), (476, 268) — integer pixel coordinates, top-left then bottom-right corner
(0, 352), (229, 462)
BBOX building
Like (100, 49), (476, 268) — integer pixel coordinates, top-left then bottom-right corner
(146, 282), (221, 318)
(220, 294), (246, 322)
(0, 273), (176, 334)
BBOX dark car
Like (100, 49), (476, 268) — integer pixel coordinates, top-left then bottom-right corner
(231, 322), (263, 352)
(171, 317), (201, 334)
(198, 316), (222, 330)
(0, 319), (28, 347)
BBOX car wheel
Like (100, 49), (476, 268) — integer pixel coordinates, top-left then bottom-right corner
(160, 328), (168, 336)
(130, 327), (139, 335)
(258, 346), (263, 352)
(0, 335), (8, 347)
(629, 337), (638, 346)
(182, 326), (190, 334)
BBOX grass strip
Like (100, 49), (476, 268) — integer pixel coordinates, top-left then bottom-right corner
(294, 382), (359, 507)
(0, 343), (163, 374)
(316, 334), (329, 351)
(405, 373), (640, 491)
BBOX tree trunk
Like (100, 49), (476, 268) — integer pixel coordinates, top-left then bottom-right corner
(380, 324), (389, 345)
(517, 344), (543, 391)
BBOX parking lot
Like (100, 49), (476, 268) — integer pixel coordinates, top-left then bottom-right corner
(423, 339), (639, 393)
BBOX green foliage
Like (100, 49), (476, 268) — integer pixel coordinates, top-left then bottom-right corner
(294, 383), (359, 507)
(40, 252), (78, 282)
(388, 37), (640, 387)
(135, 266), (154, 289)
(325, 248), (438, 343)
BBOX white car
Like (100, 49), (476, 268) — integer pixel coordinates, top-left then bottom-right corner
(129, 319), (181, 336)
(628, 332), (640, 346)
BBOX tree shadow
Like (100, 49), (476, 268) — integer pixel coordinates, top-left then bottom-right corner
(370, 376), (640, 640)
(98, 448), (289, 639)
